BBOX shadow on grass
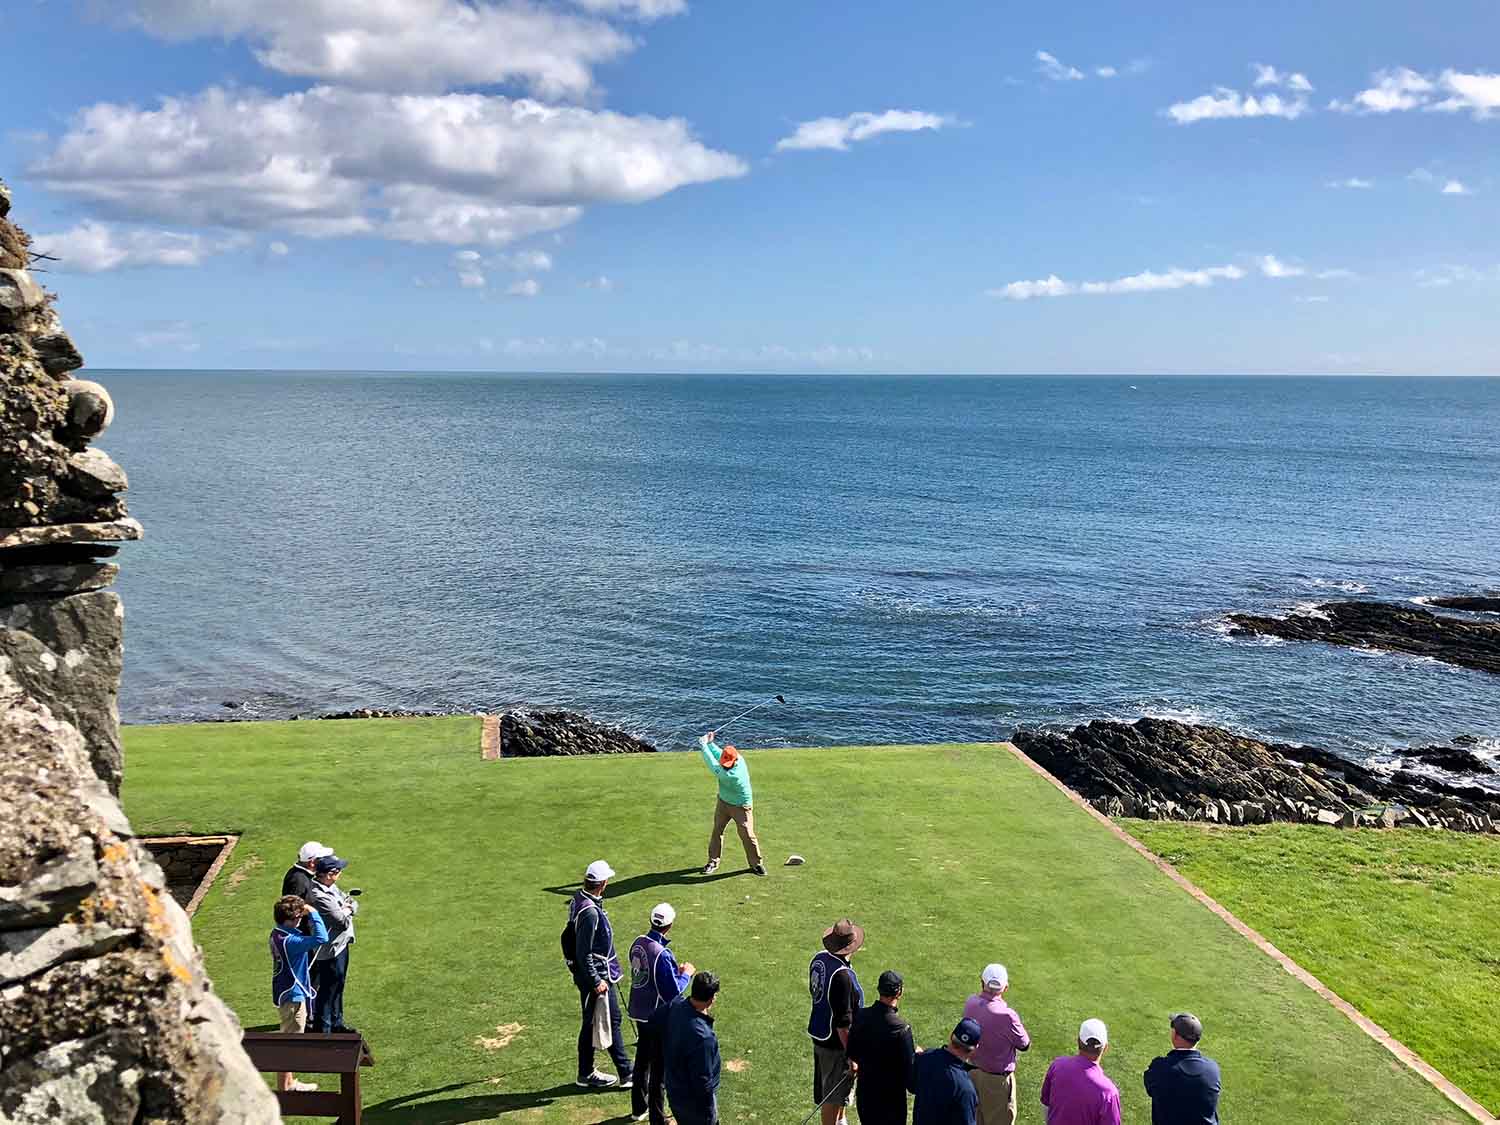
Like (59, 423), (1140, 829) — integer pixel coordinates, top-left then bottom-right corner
(543, 867), (747, 898)
(364, 1081), (633, 1124)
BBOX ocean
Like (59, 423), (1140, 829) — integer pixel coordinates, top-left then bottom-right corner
(102, 372), (1500, 768)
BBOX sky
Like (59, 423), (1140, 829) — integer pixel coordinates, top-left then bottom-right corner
(4, 0), (1499, 374)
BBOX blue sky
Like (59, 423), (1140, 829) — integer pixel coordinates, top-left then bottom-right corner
(5, 0), (1499, 373)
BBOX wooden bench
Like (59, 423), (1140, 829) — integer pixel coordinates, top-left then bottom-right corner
(242, 1032), (375, 1123)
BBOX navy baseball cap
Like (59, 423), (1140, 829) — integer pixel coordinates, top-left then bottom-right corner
(314, 855), (349, 873)
(953, 1018), (983, 1048)
(877, 970), (904, 997)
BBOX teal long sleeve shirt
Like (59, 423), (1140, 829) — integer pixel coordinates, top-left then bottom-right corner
(699, 737), (753, 806)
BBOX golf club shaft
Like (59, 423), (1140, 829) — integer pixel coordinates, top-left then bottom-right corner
(710, 695), (778, 735)
(797, 1070), (853, 1125)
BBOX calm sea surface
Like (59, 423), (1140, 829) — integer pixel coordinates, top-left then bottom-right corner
(102, 373), (1500, 767)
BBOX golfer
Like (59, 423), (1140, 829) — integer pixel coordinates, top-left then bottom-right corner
(808, 918), (865, 1125)
(698, 731), (765, 876)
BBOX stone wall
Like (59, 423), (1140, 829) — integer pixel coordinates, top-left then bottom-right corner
(0, 180), (281, 1123)
(141, 838), (236, 915)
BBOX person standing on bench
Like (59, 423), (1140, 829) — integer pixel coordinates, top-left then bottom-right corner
(628, 902), (695, 1123)
(270, 895), (328, 1092)
(569, 859), (634, 1088)
(306, 854), (359, 1034)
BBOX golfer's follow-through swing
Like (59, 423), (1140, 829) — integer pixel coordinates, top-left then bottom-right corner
(685, 694), (783, 877)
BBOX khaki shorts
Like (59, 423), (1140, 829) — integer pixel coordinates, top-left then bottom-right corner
(812, 1042), (853, 1107)
(278, 1000), (307, 1033)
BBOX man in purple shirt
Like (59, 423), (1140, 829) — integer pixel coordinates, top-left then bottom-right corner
(1039, 1019), (1121, 1125)
(962, 963), (1031, 1125)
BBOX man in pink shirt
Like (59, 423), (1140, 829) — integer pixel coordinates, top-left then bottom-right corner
(1039, 1019), (1121, 1125)
(962, 963), (1031, 1125)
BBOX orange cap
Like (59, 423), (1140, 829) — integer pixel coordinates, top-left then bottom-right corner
(720, 746), (739, 768)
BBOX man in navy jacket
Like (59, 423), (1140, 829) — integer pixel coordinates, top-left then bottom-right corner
(1143, 1013), (1221, 1125)
(663, 971), (723, 1125)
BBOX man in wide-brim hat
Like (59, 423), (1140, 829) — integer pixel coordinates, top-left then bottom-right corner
(807, 919), (867, 1125)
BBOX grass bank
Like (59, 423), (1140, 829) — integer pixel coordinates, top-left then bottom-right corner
(1126, 819), (1500, 1117)
(122, 719), (1472, 1124)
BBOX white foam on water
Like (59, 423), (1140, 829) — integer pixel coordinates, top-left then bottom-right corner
(1288, 600), (1331, 621)
(1302, 577), (1371, 594)
(852, 590), (1040, 621)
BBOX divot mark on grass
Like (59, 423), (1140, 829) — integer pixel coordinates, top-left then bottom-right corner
(223, 854), (262, 894)
(475, 1022), (525, 1050)
(725, 1058), (750, 1073)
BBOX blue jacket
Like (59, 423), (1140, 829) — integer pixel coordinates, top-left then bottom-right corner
(1143, 1050), (1221, 1125)
(629, 929), (692, 1020)
(270, 912), (329, 1005)
(910, 1047), (978, 1125)
(571, 890), (622, 988)
(662, 995), (721, 1121)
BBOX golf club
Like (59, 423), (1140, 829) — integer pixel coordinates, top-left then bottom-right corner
(796, 1069), (853, 1125)
(657, 693), (786, 749)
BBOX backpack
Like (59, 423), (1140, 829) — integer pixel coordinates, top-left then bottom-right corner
(561, 896), (596, 976)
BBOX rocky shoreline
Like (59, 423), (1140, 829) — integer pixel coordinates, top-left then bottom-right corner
(1228, 599), (1500, 675)
(1012, 718), (1500, 834)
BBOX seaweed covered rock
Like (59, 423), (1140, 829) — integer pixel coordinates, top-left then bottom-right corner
(501, 710), (658, 756)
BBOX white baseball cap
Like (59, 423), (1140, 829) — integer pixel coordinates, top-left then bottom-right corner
(585, 860), (616, 882)
(651, 903), (676, 926)
(1079, 1018), (1109, 1047)
(299, 841), (333, 863)
(981, 963), (1009, 990)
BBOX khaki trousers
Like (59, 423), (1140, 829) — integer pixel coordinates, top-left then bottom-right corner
(971, 1069), (1017, 1125)
(708, 798), (763, 866)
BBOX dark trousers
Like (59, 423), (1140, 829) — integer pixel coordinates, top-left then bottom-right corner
(666, 1091), (718, 1125)
(856, 1085), (908, 1125)
(309, 948), (349, 1032)
(577, 982), (632, 1082)
(632, 1020), (667, 1125)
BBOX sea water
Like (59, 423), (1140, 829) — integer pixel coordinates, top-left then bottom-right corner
(102, 372), (1500, 765)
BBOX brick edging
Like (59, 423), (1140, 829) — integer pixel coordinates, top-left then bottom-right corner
(996, 741), (1498, 1125)
(481, 714), (501, 760)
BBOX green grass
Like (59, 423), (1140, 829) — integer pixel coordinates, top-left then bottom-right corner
(1126, 818), (1500, 1117)
(121, 720), (1472, 1125)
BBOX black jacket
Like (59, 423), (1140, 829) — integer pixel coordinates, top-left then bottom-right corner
(282, 864), (318, 933)
(662, 995), (720, 1120)
(1143, 1049), (1221, 1125)
(846, 1001), (916, 1124)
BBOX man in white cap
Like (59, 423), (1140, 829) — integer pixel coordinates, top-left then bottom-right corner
(282, 842), (331, 935)
(567, 860), (634, 1088)
(1039, 1019), (1121, 1125)
(963, 964), (1032, 1125)
(628, 903), (696, 1124)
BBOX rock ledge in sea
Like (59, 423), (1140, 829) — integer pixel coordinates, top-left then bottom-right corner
(1011, 718), (1500, 834)
(1428, 593), (1500, 612)
(500, 710), (657, 757)
(1228, 600), (1500, 676)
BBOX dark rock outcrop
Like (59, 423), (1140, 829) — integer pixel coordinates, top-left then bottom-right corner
(500, 710), (657, 757)
(1012, 718), (1500, 833)
(1428, 594), (1500, 612)
(1228, 600), (1500, 675)
(1393, 744), (1495, 776)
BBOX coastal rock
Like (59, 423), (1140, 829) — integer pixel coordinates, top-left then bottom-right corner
(500, 710), (657, 757)
(1428, 594), (1500, 612)
(0, 1031), (143, 1124)
(0, 562), (120, 599)
(1394, 744), (1495, 775)
(28, 309), (84, 377)
(58, 379), (116, 446)
(0, 268), (44, 325)
(317, 706), (446, 720)
(1011, 718), (1495, 832)
(1228, 600), (1500, 676)
(67, 449), (129, 498)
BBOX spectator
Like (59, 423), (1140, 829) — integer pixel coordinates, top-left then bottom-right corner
(1039, 1019), (1121, 1125)
(269, 894), (328, 1092)
(963, 963), (1032, 1125)
(663, 971), (723, 1125)
(698, 732), (765, 876)
(305, 854), (358, 1034)
(808, 918), (865, 1125)
(569, 859), (634, 1089)
(1143, 1013), (1221, 1125)
(282, 842), (329, 933)
(911, 1018), (982, 1125)
(846, 969), (917, 1125)
(628, 903), (695, 1125)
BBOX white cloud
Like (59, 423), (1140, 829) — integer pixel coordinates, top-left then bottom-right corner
(1258, 254), (1305, 278)
(1095, 66), (1117, 79)
(31, 220), (246, 272)
(774, 110), (951, 152)
(989, 262), (1248, 300)
(1036, 50), (1084, 81)
(1167, 87), (1310, 124)
(1253, 63), (1313, 92)
(1441, 179), (1472, 195)
(453, 249), (486, 287)
(1316, 268), (1357, 280)
(1415, 264), (1500, 287)
(1326, 177), (1372, 189)
(34, 86), (746, 246)
(1409, 167), (1436, 183)
(496, 249), (553, 272)
(582, 274), (613, 290)
(268, 240), (290, 256)
(121, 0), (655, 100)
(506, 278), (541, 297)
(1337, 67), (1500, 119)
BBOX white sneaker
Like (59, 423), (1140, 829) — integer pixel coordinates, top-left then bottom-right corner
(288, 1079), (318, 1092)
(632, 1112), (650, 1121)
(577, 1071), (619, 1089)
(702, 859), (720, 875)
